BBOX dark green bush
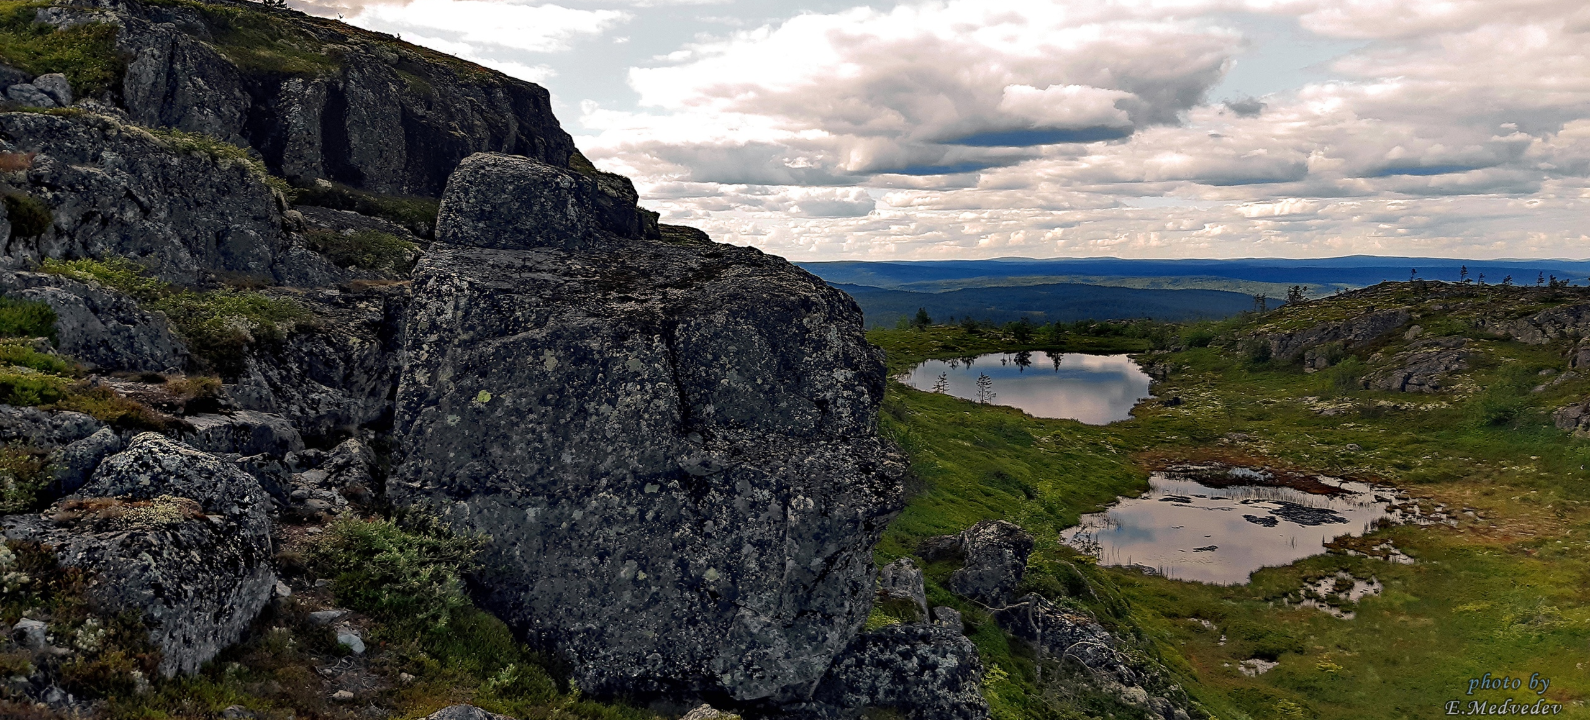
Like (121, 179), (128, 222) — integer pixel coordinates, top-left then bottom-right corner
(306, 515), (482, 638)
(0, 295), (55, 341)
(4, 192), (50, 238)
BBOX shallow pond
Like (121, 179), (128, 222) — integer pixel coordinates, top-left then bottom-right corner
(900, 351), (1151, 425)
(1060, 468), (1411, 585)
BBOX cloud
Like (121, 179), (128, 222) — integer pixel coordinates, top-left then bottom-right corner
(319, 0), (630, 73)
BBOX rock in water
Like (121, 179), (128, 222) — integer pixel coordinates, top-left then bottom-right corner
(3, 434), (275, 676)
(391, 153), (905, 704)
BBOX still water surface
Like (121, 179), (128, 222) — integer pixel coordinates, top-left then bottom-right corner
(900, 351), (1151, 425)
(1060, 471), (1408, 585)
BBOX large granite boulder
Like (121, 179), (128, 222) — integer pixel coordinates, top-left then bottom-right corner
(390, 153), (905, 705)
(2, 433), (275, 677)
(923, 520), (1034, 608)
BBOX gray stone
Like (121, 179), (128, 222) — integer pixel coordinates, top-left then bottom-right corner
(323, 438), (376, 491)
(993, 594), (1192, 720)
(182, 410), (305, 457)
(0, 404), (101, 448)
(876, 558), (928, 623)
(31, 74), (71, 107)
(336, 629), (365, 654)
(932, 606), (963, 632)
(6, 83), (55, 108)
(805, 623), (987, 720)
(0, 271), (189, 372)
(309, 609), (349, 625)
(0, 64), (28, 89)
(0, 112), (286, 286)
(422, 706), (516, 720)
(1554, 397), (1590, 434)
(389, 155), (904, 705)
(434, 153), (655, 253)
(1262, 309), (1411, 363)
(1495, 303), (1590, 345)
(3, 434), (275, 677)
(46, 427), (122, 497)
(1362, 338), (1470, 393)
(12, 618), (47, 649)
(947, 520), (1033, 607)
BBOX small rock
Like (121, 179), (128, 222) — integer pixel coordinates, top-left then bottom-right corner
(876, 558), (927, 623)
(947, 520), (1034, 607)
(336, 630), (365, 655)
(12, 618), (47, 649)
(681, 705), (726, 720)
(932, 606), (963, 632)
(1345, 443), (1362, 452)
(309, 609), (349, 625)
(31, 73), (71, 106)
(221, 705), (257, 720)
(332, 689), (355, 702)
(273, 581), (292, 598)
(422, 705), (517, 720)
(398, 672), (416, 684)
(5, 83), (55, 108)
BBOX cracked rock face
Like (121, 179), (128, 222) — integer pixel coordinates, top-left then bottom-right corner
(1262, 309), (1411, 363)
(1362, 338), (1471, 393)
(2, 434), (275, 677)
(390, 153), (904, 705)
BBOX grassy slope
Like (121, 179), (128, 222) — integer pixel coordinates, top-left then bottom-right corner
(868, 286), (1590, 720)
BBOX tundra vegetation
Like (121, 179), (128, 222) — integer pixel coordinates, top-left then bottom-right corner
(869, 281), (1590, 720)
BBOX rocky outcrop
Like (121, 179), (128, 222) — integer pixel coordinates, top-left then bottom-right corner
(922, 520), (1034, 607)
(226, 285), (406, 441)
(181, 410), (305, 457)
(390, 153), (904, 705)
(0, 404), (101, 447)
(1362, 337), (1470, 393)
(1554, 398), (1590, 435)
(436, 153), (658, 249)
(423, 706), (518, 720)
(45, 426), (121, 497)
(0, 111), (288, 285)
(804, 624), (987, 720)
(2, 434), (276, 677)
(1494, 303), (1590, 345)
(1262, 309), (1411, 362)
(76, 0), (578, 197)
(994, 594), (1190, 720)
(0, 270), (189, 372)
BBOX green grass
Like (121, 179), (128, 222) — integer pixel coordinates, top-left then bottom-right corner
(867, 286), (1590, 719)
(0, 295), (55, 341)
(142, 124), (287, 192)
(143, 0), (338, 76)
(288, 181), (441, 238)
(306, 228), (419, 274)
(38, 256), (314, 376)
(0, 0), (122, 97)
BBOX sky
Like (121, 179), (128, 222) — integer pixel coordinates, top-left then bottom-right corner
(286, 0), (1590, 262)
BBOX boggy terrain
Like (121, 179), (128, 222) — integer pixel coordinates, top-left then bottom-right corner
(869, 281), (1590, 719)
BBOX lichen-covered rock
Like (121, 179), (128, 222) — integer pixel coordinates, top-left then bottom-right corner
(422, 706), (518, 720)
(181, 410), (305, 457)
(1262, 309), (1411, 362)
(994, 594), (1191, 720)
(876, 558), (928, 623)
(0, 111), (287, 285)
(947, 520), (1034, 607)
(0, 270), (188, 372)
(3, 434), (275, 677)
(45, 427), (121, 497)
(226, 285), (406, 441)
(101, 0), (576, 198)
(1361, 338), (1470, 393)
(435, 153), (657, 250)
(0, 405), (101, 447)
(1554, 397), (1590, 435)
(804, 624), (987, 720)
(390, 153), (904, 705)
(1495, 303), (1590, 345)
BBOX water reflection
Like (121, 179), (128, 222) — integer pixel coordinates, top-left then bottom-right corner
(1061, 472), (1409, 585)
(901, 351), (1151, 425)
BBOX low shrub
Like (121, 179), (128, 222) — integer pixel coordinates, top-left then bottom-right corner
(3, 192), (50, 238)
(0, 296), (55, 341)
(305, 228), (418, 274)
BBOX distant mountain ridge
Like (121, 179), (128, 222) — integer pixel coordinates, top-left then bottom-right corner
(834, 282), (1260, 327)
(801, 256), (1590, 290)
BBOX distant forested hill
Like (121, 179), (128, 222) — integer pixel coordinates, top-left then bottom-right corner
(835, 282), (1259, 327)
(801, 256), (1590, 291)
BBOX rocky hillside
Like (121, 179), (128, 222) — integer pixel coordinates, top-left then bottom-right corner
(0, 2), (993, 719)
